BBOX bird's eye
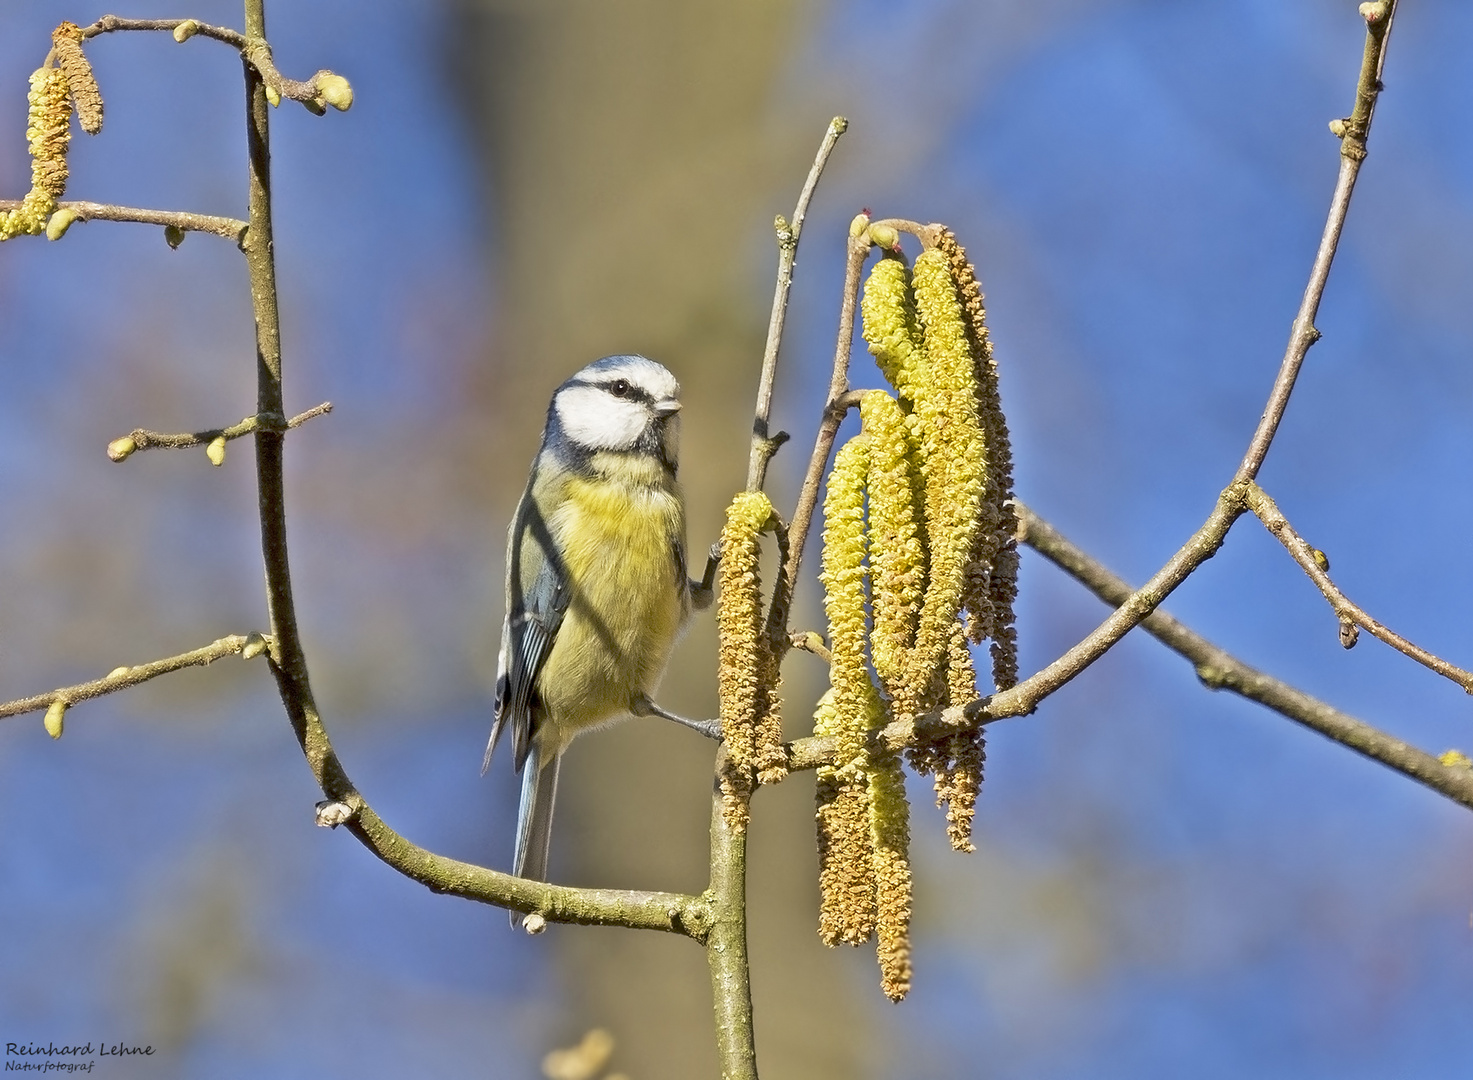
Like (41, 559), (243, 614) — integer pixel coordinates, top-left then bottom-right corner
(608, 379), (631, 398)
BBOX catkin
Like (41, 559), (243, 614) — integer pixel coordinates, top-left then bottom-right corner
(861, 256), (927, 408)
(814, 691), (877, 946)
(861, 390), (924, 700)
(1, 66), (71, 241)
(935, 227), (1019, 690)
(716, 490), (777, 831)
(904, 249), (984, 713)
(869, 737), (913, 1001)
(52, 23), (102, 135)
(819, 436), (872, 769)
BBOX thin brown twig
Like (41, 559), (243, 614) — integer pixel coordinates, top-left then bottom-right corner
(790, 630), (832, 662)
(83, 14), (348, 114)
(0, 635), (258, 720)
(0, 200), (249, 244)
(1012, 503), (1473, 812)
(765, 240), (871, 656)
(109, 402), (332, 460)
(783, 501), (1473, 814)
(869, 217), (940, 250)
(1234, 1), (1397, 481)
(1243, 482), (1473, 692)
(747, 116), (847, 493)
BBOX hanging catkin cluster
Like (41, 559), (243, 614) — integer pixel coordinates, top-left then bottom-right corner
(936, 227), (1019, 690)
(813, 219), (1016, 999)
(815, 436), (914, 1001)
(1, 24), (106, 242)
(857, 228), (1014, 847)
(716, 490), (786, 832)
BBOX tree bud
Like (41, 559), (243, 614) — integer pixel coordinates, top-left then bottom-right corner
(316, 73), (354, 112)
(45, 208), (78, 240)
(867, 223), (900, 250)
(107, 436), (137, 462)
(44, 700), (66, 739)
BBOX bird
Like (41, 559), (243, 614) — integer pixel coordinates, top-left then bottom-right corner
(482, 354), (714, 916)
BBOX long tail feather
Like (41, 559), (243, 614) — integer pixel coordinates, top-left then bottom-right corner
(510, 743), (560, 927)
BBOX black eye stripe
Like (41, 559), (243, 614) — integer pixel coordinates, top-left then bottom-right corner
(559, 375), (663, 406)
(599, 378), (652, 403)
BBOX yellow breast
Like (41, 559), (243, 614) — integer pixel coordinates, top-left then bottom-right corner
(535, 464), (687, 753)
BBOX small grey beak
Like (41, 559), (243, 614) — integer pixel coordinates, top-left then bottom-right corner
(654, 398), (682, 417)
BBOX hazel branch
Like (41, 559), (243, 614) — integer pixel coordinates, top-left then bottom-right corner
(81, 15), (352, 114)
(1243, 482), (1473, 692)
(1011, 502), (1473, 812)
(227, 0), (705, 938)
(106, 402), (332, 462)
(747, 116), (847, 493)
(1234, 0), (1397, 482)
(764, 218), (868, 655)
(0, 634), (263, 722)
(0, 200), (249, 244)
(782, 502), (1473, 814)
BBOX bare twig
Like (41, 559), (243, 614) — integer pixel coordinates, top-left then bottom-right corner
(1234, 1), (1398, 482)
(987, 485), (1246, 719)
(0, 200), (248, 244)
(783, 501), (1473, 815)
(747, 116), (847, 492)
(0, 634), (258, 720)
(83, 14), (350, 114)
(765, 240), (871, 656)
(108, 402), (332, 460)
(790, 630), (832, 662)
(82, 15), (247, 48)
(868, 217), (940, 250)
(1012, 503), (1473, 812)
(1243, 482), (1473, 692)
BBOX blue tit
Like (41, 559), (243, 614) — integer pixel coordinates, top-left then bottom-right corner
(483, 354), (702, 899)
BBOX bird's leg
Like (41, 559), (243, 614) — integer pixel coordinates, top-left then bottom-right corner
(689, 543), (720, 612)
(633, 694), (723, 740)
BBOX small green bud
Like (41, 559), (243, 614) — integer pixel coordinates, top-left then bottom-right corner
(206, 435), (227, 466)
(173, 19), (199, 43)
(45, 208), (78, 241)
(849, 212), (871, 239)
(265, 84), (281, 108)
(106, 666), (130, 679)
(1328, 118), (1347, 138)
(1311, 548), (1330, 573)
(107, 436), (137, 462)
(241, 632), (268, 660)
(316, 73), (354, 112)
(44, 700), (66, 739)
(164, 224), (185, 249)
(1359, 2), (1389, 23)
(867, 223), (900, 250)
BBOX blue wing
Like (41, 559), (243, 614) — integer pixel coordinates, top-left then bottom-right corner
(482, 471), (571, 777)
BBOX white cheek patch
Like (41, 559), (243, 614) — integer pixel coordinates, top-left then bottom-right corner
(555, 384), (647, 450)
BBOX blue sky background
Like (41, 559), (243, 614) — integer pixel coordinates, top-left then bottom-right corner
(1, 2), (1471, 1078)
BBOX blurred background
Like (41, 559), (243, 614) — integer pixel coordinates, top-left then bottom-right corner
(1, 1), (1471, 1076)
